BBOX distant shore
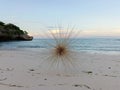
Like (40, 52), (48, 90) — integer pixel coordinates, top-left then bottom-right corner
(0, 48), (120, 90)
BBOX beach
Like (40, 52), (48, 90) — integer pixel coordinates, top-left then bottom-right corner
(0, 49), (120, 90)
(1, 0), (120, 89)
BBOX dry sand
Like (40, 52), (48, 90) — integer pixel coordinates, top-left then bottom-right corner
(0, 49), (120, 90)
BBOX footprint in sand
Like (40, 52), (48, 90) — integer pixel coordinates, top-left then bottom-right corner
(0, 77), (7, 81)
(73, 84), (91, 89)
(0, 83), (24, 88)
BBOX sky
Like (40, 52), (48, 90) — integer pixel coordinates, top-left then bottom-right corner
(0, 0), (120, 37)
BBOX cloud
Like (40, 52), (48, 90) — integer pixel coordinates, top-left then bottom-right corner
(80, 29), (120, 37)
(46, 26), (64, 30)
(31, 28), (120, 38)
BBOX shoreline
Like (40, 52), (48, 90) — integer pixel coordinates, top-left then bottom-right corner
(1, 48), (120, 55)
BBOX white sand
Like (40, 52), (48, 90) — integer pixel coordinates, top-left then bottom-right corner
(0, 49), (120, 90)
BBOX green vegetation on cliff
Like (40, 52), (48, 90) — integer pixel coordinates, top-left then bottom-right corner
(0, 21), (27, 35)
(0, 21), (33, 41)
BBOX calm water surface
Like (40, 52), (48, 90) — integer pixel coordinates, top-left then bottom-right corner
(0, 38), (120, 54)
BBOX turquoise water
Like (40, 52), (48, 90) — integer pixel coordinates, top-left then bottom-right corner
(1, 38), (120, 53)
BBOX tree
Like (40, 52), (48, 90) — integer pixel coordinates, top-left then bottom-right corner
(4, 23), (20, 30)
(24, 31), (28, 35)
(0, 21), (5, 26)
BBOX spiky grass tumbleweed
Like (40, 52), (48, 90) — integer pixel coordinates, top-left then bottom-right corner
(40, 26), (79, 74)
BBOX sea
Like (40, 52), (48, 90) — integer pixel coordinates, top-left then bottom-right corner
(1, 37), (120, 54)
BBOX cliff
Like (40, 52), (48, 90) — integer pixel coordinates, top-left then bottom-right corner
(0, 21), (33, 41)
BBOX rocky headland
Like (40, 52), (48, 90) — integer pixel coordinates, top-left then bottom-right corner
(0, 21), (33, 41)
